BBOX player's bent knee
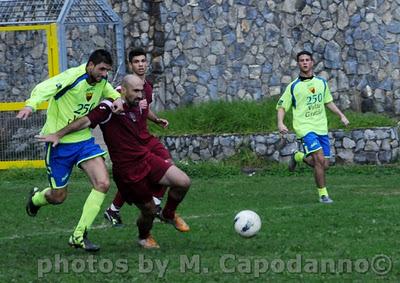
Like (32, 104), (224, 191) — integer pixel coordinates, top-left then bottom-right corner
(180, 175), (191, 189)
(94, 179), (110, 193)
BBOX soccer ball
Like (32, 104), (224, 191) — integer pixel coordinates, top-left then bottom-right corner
(234, 210), (261, 238)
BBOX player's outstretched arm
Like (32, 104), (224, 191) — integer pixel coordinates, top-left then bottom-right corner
(148, 109), (169, 128)
(36, 117), (91, 147)
(325, 102), (349, 126)
(277, 108), (288, 134)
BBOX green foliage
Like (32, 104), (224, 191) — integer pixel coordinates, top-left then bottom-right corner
(149, 99), (278, 135)
(149, 99), (397, 136)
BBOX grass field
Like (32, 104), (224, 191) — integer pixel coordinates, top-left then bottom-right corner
(1, 164), (400, 282)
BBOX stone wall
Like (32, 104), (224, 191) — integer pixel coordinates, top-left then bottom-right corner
(0, 30), (49, 102)
(109, 0), (400, 115)
(65, 25), (119, 70)
(2, 1), (399, 114)
(158, 127), (399, 165)
(0, 25), (119, 103)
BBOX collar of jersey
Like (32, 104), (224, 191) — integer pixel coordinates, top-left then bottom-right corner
(298, 75), (314, 81)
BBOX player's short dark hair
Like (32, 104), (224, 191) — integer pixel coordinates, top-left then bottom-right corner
(87, 49), (113, 66)
(296, 50), (313, 61)
(128, 47), (146, 63)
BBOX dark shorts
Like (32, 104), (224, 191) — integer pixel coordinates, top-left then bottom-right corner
(147, 137), (172, 194)
(147, 137), (171, 161)
(113, 153), (172, 205)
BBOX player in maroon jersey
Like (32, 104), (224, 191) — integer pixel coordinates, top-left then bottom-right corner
(103, 48), (182, 229)
(37, 74), (191, 249)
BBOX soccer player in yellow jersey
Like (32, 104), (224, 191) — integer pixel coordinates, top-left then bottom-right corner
(16, 49), (123, 251)
(276, 51), (349, 204)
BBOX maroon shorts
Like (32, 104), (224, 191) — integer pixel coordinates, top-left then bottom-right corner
(147, 137), (171, 161)
(113, 153), (172, 205)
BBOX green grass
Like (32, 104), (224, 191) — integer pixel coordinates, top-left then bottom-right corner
(1, 164), (400, 282)
(149, 99), (398, 136)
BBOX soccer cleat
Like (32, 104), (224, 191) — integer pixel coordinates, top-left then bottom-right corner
(160, 213), (190, 232)
(319, 195), (333, 204)
(26, 187), (40, 217)
(104, 208), (123, 227)
(138, 235), (160, 249)
(288, 151), (297, 172)
(68, 230), (100, 252)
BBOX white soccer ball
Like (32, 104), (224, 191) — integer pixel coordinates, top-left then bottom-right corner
(234, 210), (261, 238)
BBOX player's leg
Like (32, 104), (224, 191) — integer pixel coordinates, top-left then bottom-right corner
(305, 134), (333, 204)
(310, 149), (326, 187)
(116, 175), (159, 248)
(292, 132), (322, 168)
(135, 200), (159, 249)
(104, 190), (125, 226)
(148, 138), (172, 214)
(104, 138), (171, 225)
(318, 135), (333, 203)
(288, 139), (305, 172)
(26, 143), (74, 216)
(158, 165), (191, 232)
(69, 139), (109, 251)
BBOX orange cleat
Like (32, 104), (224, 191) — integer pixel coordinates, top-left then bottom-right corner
(160, 213), (190, 232)
(138, 235), (160, 249)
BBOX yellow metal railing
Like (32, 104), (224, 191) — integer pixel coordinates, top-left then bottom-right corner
(0, 23), (59, 169)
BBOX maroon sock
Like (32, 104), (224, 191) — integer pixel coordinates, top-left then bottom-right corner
(113, 191), (125, 208)
(162, 197), (180, 220)
(137, 216), (152, 239)
(138, 227), (151, 240)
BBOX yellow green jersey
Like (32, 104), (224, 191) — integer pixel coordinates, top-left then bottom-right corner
(276, 76), (333, 138)
(25, 64), (120, 143)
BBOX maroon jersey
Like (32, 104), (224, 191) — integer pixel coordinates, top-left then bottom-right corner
(138, 79), (153, 142)
(87, 100), (152, 181)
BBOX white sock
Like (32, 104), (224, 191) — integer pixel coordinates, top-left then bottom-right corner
(152, 197), (161, 206)
(110, 203), (120, 212)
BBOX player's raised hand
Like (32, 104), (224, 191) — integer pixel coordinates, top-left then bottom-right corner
(16, 106), (33, 120)
(139, 99), (148, 110)
(35, 134), (60, 147)
(112, 97), (124, 113)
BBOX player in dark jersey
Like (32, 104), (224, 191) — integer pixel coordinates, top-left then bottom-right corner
(37, 74), (191, 249)
(103, 48), (185, 230)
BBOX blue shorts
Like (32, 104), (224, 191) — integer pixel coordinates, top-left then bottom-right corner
(45, 137), (106, 189)
(301, 132), (331, 157)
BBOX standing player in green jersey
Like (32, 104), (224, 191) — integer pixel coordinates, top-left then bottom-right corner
(16, 49), (123, 251)
(276, 50), (349, 204)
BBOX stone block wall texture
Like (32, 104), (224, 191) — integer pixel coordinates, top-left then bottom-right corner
(0, 30), (49, 102)
(2, 0), (399, 113)
(109, 0), (400, 114)
(158, 127), (400, 165)
(0, 25), (119, 103)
